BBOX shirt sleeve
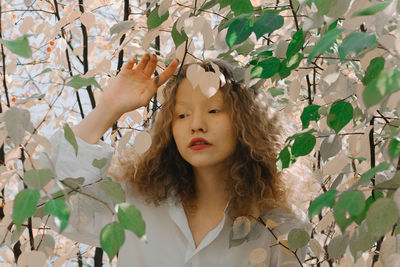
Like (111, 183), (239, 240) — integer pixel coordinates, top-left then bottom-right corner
(264, 207), (312, 266)
(38, 129), (116, 247)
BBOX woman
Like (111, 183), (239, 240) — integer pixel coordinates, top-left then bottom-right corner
(43, 54), (310, 266)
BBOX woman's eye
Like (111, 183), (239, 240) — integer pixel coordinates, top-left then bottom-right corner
(178, 114), (186, 119)
(209, 109), (219, 113)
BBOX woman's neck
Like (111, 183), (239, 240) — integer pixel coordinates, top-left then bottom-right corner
(192, 165), (230, 211)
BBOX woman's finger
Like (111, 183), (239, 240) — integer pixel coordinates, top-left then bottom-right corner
(155, 59), (179, 86)
(143, 54), (158, 77)
(135, 53), (150, 70)
(122, 57), (137, 70)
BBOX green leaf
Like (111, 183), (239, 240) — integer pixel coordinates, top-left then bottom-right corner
(366, 198), (398, 238)
(308, 189), (337, 219)
(251, 57), (281, 79)
(45, 200), (69, 232)
(362, 57), (385, 86)
(279, 53), (304, 79)
(12, 189), (40, 226)
(288, 228), (310, 251)
(99, 181), (126, 204)
(363, 68), (400, 107)
(63, 123), (78, 156)
(250, 49), (273, 58)
(24, 169), (53, 190)
(338, 32), (376, 61)
(292, 132), (316, 157)
(219, 0), (253, 15)
(328, 19), (339, 31)
(308, 28), (344, 62)
(288, 53), (304, 68)
(352, 0), (392, 17)
(226, 16), (253, 48)
(100, 222), (125, 260)
(276, 145), (292, 172)
(327, 101), (353, 134)
(358, 162), (390, 184)
(92, 158), (108, 169)
(389, 139), (400, 159)
(301, 105), (321, 129)
(0, 35), (32, 58)
(315, 0), (334, 16)
(353, 191), (384, 225)
(287, 29), (304, 60)
(268, 87), (284, 97)
(171, 21), (188, 48)
(118, 203), (146, 238)
(67, 76), (101, 90)
(147, 6), (169, 30)
(235, 39), (255, 55)
(279, 60), (291, 79)
(333, 191), (365, 232)
(230, 0), (253, 15)
(253, 13), (284, 39)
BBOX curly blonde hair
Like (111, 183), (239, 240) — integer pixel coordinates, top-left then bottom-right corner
(112, 59), (295, 224)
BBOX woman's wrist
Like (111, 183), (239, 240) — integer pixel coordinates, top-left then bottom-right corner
(72, 103), (122, 144)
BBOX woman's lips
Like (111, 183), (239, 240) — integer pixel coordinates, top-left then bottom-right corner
(190, 144), (212, 150)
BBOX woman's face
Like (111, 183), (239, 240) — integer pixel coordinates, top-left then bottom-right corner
(171, 78), (238, 169)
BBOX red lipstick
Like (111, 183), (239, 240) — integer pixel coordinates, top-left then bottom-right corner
(189, 137), (212, 150)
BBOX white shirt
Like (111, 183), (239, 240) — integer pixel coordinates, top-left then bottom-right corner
(40, 130), (310, 267)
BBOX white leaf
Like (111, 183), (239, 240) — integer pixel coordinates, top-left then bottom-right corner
(158, 0), (172, 17)
(142, 29), (160, 50)
(33, 234), (55, 258)
(176, 11), (191, 32)
(321, 64), (340, 85)
(186, 64), (205, 89)
(110, 20), (135, 36)
(17, 251), (47, 267)
(248, 248), (267, 264)
(80, 12), (96, 28)
(326, 0), (352, 19)
(213, 28), (229, 53)
(68, 194), (97, 232)
(127, 110), (143, 124)
(393, 189), (400, 216)
(309, 238), (324, 259)
(134, 131), (152, 155)
(322, 151), (348, 176)
(320, 135), (342, 161)
(232, 216), (251, 240)
(117, 130), (133, 155)
(210, 62), (226, 87)
(175, 41), (196, 63)
(32, 133), (53, 154)
(289, 79), (301, 101)
(19, 16), (34, 35)
(4, 107), (34, 146)
(199, 72), (220, 98)
(316, 211), (334, 232)
(0, 130), (7, 145)
(384, 254), (400, 267)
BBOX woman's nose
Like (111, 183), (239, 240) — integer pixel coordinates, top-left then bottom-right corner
(191, 112), (207, 133)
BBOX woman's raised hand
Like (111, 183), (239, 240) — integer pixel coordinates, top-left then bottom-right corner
(99, 54), (179, 117)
